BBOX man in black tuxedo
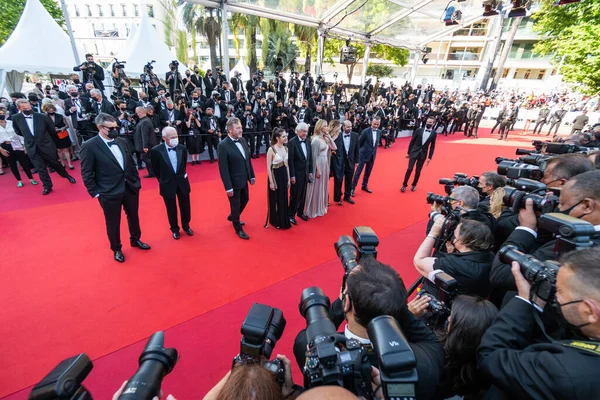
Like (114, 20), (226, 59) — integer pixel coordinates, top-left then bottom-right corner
(151, 127), (193, 240)
(159, 100), (184, 133)
(80, 113), (150, 263)
(219, 82), (236, 105)
(200, 107), (221, 163)
(73, 54), (105, 90)
(333, 121), (359, 205)
(203, 70), (217, 95)
(12, 99), (77, 195)
(87, 89), (116, 116)
(287, 122), (313, 224)
(401, 116), (437, 192)
(231, 71), (244, 96)
(134, 106), (158, 178)
(351, 116), (382, 195)
(218, 117), (256, 240)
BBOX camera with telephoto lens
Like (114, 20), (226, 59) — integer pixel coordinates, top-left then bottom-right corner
(538, 213), (597, 257)
(334, 226), (379, 288)
(439, 173), (479, 195)
(502, 186), (559, 214)
(29, 354), (93, 400)
(416, 272), (458, 329)
(497, 160), (544, 180)
(117, 331), (178, 399)
(114, 58), (127, 70)
(232, 303), (287, 385)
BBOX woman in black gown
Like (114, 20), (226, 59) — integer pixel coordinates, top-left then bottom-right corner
(184, 107), (203, 165)
(265, 128), (291, 229)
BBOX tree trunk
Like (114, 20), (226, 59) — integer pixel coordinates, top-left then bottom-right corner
(478, 13), (504, 91)
(304, 43), (312, 73)
(491, 16), (521, 91)
(246, 26), (257, 75)
(209, 36), (218, 73)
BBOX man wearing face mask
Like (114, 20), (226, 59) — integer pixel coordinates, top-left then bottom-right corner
(203, 69), (216, 95)
(401, 116), (437, 192)
(150, 127), (193, 240)
(479, 246), (600, 399)
(85, 89), (115, 117)
(80, 113), (149, 263)
(133, 107), (158, 177)
(490, 170), (600, 298)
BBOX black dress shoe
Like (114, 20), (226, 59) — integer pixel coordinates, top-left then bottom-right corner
(42, 188), (53, 195)
(344, 197), (355, 204)
(227, 215), (245, 225)
(350, 189), (355, 197)
(236, 229), (250, 240)
(401, 186), (407, 192)
(299, 214), (309, 221)
(114, 250), (125, 263)
(289, 218), (297, 225)
(411, 185), (417, 192)
(130, 240), (151, 250)
(67, 175), (76, 184)
(337, 200), (343, 205)
(172, 232), (180, 240)
(184, 227), (194, 236)
(210, 159), (214, 164)
(361, 186), (373, 193)
(191, 161), (196, 166)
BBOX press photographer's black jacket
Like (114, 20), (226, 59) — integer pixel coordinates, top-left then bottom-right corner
(426, 251), (495, 298)
(478, 297), (600, 400)
(293, 299), (444, 400)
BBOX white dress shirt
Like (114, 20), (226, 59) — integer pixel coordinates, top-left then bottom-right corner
(99, 135), (124, 170)
(23, 114), (34, 135)
(300, 138), (307, 158)
(422, 129), (432, 145)
(343, 133), (351, 154)
(371, 129), (377, 146)
(0, 121), (25, 151)
(165, 142), (178, 172)
(230, 136), (245, 159)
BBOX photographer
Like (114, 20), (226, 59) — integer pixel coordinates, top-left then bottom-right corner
(86, 89), (116, 117)
(477, 171), (506, 217)
(490, 170), (600, 294)
(160, 100), (184, 133)
(415, 218), (495, 298)
(73, 54), (105, 90)
(430, 186), (496, 234)
(200, 107), (221, 163)
(478, 247), (600, 399)
(293, 257), (444, 400)
(166, 62), (183, 96)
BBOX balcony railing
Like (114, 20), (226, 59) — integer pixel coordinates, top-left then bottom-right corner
(447, 53), (480, 61)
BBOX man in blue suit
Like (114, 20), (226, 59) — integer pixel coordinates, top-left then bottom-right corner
(351, 116), (382, 195)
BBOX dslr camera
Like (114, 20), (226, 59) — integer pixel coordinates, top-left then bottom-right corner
(439, 172), (480, 195)
(334, 226), (379, 287)
(415, 272), (458, 329)
(232, 303), (287, 385)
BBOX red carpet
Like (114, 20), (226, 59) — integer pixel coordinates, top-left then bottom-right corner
(0, 128), (520, 398)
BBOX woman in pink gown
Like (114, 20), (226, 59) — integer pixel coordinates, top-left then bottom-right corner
(305, 119), (337, 218)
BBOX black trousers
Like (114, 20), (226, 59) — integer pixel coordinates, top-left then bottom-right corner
(1, 144), (33, 181)
(334, 158), (355, 202)
(468, 121), (480, 137)
(98, 187), (141, 251)
(29, 149), (69, 190)
(203, 135), (218, 161)
(228, 184), (249, 231)
(547, 120), (562, 135)
(141, 151), (153, 175)
(243, 132), (255, 155)
(162, 191), (191, 233)
(289, 171), (308, 218)
(403, 157), (426, 187)
(352, 157), (374, 189)
(491, 119), (502, 132)
(533, 120), (546, 134)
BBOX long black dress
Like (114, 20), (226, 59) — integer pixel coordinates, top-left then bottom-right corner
(51, 113), (71, 149)
(266, 147), (291, 229)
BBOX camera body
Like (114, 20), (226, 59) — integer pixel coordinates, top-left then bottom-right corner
(234, 303), (286, 363)
(29, 354), (93, 400)
(418, 272), (458, 328)
(497, 160), (544, 180)
(502, 186), (559, 214)
(334, 226), (379, 287)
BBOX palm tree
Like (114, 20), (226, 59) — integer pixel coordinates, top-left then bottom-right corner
(292, 24), (318, 73)
(265, 24), (298, 75)
(230, 13), (259, 75)
(179, 1), (220, 72)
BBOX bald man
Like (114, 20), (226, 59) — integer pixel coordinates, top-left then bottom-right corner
(297, 386), (359, 399)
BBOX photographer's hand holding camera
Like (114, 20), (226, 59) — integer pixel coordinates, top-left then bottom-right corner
(478, 247), (600, 400)
(73, 54), (105, 90)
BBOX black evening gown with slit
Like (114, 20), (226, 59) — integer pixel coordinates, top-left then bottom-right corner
(266, 161), (291, 229)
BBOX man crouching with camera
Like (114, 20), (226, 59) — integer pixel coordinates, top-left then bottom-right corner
(478, 247), (600, 399)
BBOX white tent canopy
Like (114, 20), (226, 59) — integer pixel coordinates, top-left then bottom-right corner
(0, 0), (83, 75)
(232, 56), (250, 82)
(116, 13), (187, 78)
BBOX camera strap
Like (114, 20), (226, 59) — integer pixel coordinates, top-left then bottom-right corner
(562, 340), (600, 356)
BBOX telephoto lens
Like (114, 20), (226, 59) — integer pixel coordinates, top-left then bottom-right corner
(299, 287), (336, 345)
(334, 236), (359, 273)
(118, 332), (178, 400)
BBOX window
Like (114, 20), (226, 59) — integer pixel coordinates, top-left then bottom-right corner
(125, 23), (130, 36)
(538, 70), (546, 80)
(522, 43), (534, 59)
(134, 4), (139, 16)
(97, 5), (103, 17)
(508, 44), (520, 59)
(228, 39), (234, 48)
(91, 23), (96, 32)
(110, 5), (115, 17)
(121, 4), (127, 16)
(74, 5), (80, 17)
(524, 70), (531, 79)
(86, 4), (92, 16)
(113, 23), (118, 31)
(147, 5), (154, 18)
(501, 69), (509, 78)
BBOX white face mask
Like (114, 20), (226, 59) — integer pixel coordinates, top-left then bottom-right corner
(169, 138), (179, 147)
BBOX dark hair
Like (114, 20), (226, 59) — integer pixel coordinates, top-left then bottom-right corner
(546, 154), (594, 181)
(346, 257), (408, 327)
(270, 127), (286, 145)
(560, 247), (600, 298)
(442, 295), (498, 397)
(588, 151), (600, 169)
(217, 363), (283, 400)
(569, 170), (600, 202)
(85, 53), (93, 59)
(457, 219), (493, 251)
(481, 171), (505, 189)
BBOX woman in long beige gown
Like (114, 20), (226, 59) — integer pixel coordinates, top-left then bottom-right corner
(305, 119), (337, 218)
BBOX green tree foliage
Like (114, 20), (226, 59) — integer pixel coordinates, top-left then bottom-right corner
(533, 0), (600, 94)
(292, 25), (318, 72)
(264, 24), (298, 75)
(0, 0), (64, 46)
(366, 63), (393, 80)
(179, 1), (220, 72)
(160, 0), (188, 63)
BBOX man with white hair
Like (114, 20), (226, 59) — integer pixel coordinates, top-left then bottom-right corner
(150, 127), (193, 240)
(86, 88), (115, 116)
(287, 122), (314, 224)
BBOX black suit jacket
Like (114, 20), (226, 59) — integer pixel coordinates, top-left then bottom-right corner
(86, 98), (116, 115)
(150, 143), (191, 198)
(332, 131), (359, 179)
(218, 136), (256, 191)
(219, 89), (236, 104)
(134, 117), (157, 152)
(203, 76), (217, 94)
(159, 108), (184, 128)
(478, 297), (600, 400)
(407, 127), (436, 160)
(358, 127), (382, 162)
(80, 136), (140, 198)
(287, 136), (314, 180)
(12, 112), (58, 156)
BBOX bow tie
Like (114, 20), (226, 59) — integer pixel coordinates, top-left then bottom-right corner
(344, 134), (350, 138)
(232, 139), (240, 143)
(168, 147), (176, 152)
(300, 140), (306, 143)
(108, 141), (118, 147)
(23, 115), (32, 119)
